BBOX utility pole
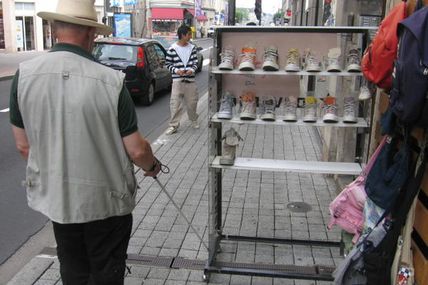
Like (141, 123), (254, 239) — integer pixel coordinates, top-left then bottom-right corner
(228, 0), (236, 25)
(134, 0), (146, 37)
(255, 0), (262, 25)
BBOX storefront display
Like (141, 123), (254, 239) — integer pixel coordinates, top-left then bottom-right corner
(205, 26), (372, 282)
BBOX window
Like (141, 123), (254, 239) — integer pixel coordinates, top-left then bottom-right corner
(153, 44), (165, 60)
(15, 2), (35, 12)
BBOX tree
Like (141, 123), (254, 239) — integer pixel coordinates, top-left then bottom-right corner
(235, 8), (249, 24)
(273, 11), (283, 24)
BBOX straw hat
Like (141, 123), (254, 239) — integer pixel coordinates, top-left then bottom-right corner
(37, 0), (112, 35)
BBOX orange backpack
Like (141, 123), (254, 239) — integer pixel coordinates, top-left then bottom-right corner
(361, 2), (407, 91)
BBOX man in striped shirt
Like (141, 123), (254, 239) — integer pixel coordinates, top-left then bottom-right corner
(165, 25), (200, 135)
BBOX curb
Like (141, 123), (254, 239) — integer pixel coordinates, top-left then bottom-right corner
(0, 74), (14, 81)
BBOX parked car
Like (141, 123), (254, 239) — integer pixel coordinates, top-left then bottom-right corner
(153, 36), (204, 73)
(207, 26), (216, 38)
(92, 37), (172, 106)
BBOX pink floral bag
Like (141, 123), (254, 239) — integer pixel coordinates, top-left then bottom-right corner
(328, 136), (387, 243)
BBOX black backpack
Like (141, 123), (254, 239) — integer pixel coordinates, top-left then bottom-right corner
(389, 6), (428, 128)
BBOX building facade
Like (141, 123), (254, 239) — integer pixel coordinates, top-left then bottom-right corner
(0, 0), (227, 52)
(0, 0), (105, 52)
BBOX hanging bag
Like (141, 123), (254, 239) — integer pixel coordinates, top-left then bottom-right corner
(389, 6), (428, 127)
(328, 136), (388, 243)
(361, 1), (407, 91)
(365, 132), (411, 209)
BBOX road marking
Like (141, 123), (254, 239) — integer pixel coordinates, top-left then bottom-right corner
(203, 59), (210, 66)
(0, 108), (9, 113)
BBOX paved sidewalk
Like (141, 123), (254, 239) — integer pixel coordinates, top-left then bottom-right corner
(6, 91), (343, 285)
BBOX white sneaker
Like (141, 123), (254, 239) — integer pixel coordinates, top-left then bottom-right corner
(285, 48), (301, 72)
(346, 48), (361, 72)
(260, 96), (276, 121)
(358, 85), (372, 101)
(238, 46), (256, 71)
(303, 96), (317, 122)
(218, 92), (235, 119)
(326, 48), (342, 72)
(239, 91), (257, 120)
(283, 96), (298, 122)
(262, 46), (279, 71)
(191, 121), (200, 129)
(343, 97), (358, 123)
(305, 50), (321, 72)
(322, 96), (338, 123)
(218, 47), (235, 70)
(165, 126), (178, 135)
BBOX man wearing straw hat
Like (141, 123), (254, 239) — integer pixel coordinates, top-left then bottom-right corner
(9, 0), (161, 283)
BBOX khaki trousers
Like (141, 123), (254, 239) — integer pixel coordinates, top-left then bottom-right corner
(169, 81), (198, 127)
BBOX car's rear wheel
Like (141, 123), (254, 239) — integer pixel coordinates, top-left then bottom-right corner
(141, 82), (155, 106)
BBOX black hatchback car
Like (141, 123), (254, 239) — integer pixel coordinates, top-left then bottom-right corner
(93, 37), (172, 105)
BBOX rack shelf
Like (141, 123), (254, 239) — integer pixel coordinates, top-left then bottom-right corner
(211, 157), (362, 175)
(211, 114), (369, 128)
(205, 25), (372, 283)
(211, 67), (363, 77)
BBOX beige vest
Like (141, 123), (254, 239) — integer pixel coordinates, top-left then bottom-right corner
(18, 51), (136, 223)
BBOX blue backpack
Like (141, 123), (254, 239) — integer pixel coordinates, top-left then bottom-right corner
(389, 6), (428, 127)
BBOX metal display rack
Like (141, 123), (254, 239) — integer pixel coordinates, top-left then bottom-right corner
(204, 26), (372, 282)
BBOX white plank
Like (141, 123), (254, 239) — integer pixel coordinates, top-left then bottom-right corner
(211, 157), (362, 175)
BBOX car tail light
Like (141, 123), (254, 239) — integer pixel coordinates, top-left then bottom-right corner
(137, 47), (145, 68)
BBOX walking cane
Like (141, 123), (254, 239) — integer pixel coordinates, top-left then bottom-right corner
(138, 161), (208, 250)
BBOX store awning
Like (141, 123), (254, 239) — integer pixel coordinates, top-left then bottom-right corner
(186, 9), (195, 17)
(196, 15), (208, 21)
(151, 8), (185, 20)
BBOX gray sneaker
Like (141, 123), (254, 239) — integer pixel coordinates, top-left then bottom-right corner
(218, 92), (235, 119)
(260, 96), (276, 121)
(220, 128), (243, 165)
(283, 96), (298, 122)
(346, 48), (361, 72)
(343, 97), (358, 123)
(262, 46), (279, 71)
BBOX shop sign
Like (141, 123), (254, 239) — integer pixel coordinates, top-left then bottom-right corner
(110, 0), (123, 8)
(124, 0), (137, 5)
(16, 19), (24, 49)
(113, 13), (132, 37)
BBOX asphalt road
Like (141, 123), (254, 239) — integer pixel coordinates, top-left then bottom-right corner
(0, 38), (212, 283)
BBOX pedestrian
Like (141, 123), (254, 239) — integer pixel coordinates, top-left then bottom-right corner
(165, 24), (200, 135)
(9, 0), (161, 284)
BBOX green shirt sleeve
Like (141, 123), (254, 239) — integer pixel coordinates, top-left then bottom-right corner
(9, 70), (24, 128)
(118, 84), (138, 137)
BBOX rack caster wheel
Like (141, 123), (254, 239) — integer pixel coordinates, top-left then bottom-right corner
(202, 273), (210, 282)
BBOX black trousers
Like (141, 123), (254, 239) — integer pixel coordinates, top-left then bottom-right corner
(52, 214), (132, 285)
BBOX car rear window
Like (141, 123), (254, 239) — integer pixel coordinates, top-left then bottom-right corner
(93, 44), (137, 62)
